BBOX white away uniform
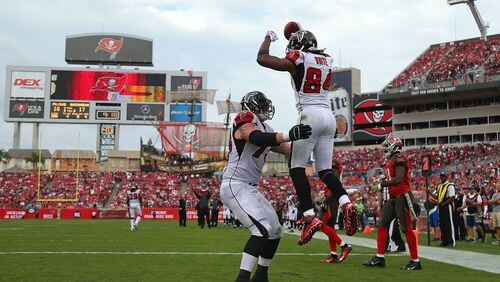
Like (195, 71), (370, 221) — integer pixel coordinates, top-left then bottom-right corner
(221, 111), (282, 239)
(286, 50), (336, 171)
(128, 189), (142, 219)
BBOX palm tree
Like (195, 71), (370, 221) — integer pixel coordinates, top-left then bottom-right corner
(0, 149), (10, 164)
(25, 152), (46, 172)
(0, 150), (10, 171)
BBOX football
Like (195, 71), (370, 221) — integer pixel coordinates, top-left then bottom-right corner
(284, 21), (302, 40)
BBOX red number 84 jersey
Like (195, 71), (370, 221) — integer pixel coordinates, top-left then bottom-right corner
(286, 50), (333, 111)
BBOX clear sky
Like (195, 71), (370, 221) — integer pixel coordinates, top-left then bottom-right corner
(0, 0), (498, 151)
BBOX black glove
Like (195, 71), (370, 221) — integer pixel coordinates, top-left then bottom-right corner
(288, 124), (312, 141)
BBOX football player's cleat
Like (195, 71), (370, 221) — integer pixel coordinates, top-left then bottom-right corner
(338, 244), (352, 263)
(298, 216), (323, 246)
(343, 203), (358, 236)
(320, 254), (339, 263)
(400, 260), (422, 270)
(363, 256), (386, 268)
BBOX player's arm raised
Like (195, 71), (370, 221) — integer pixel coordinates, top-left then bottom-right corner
(256, 31), (296, 75)
(235, 122), (312, 146)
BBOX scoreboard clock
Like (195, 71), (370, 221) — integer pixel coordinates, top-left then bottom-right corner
(96, 110), (121, 120)
(50, 102), (90, 119)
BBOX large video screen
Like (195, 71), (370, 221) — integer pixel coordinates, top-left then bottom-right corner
(50, 70), (166, 102)
(170, 104), (202, 122)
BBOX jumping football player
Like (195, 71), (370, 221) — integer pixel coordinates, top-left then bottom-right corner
(221, 91), (311, 282)
(363, 136), (421, 270)
(127, 185), (142, 231)
(256, 29), (358, 245)
(318, 159), (352, 263)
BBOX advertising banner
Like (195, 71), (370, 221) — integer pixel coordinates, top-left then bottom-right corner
(10, 71), (45, 98)
(142, 208), (223, 221)
(126, 103), (165, 121)
(170, 104), (202, 122)
(50, 70), (166, 102)
(0, 209), (25, 219)
(158, 122), (225, 155)
(329, 89), (352, 142)
(37, 208), (58, 219)
(60, 209), (99, 219)
(9, 100), (44, 118)
(171, 76), (203, 91)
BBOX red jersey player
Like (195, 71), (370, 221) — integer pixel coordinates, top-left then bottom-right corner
(363, 136), (421, 270)
(317, 159), (353, 263)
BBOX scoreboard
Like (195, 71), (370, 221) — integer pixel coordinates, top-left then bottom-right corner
(4, 66), (208, 124)
(50, 102), (90, 119)
(96, 110), (121, 120)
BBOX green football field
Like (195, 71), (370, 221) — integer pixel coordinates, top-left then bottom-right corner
(0, 220), (498, 281)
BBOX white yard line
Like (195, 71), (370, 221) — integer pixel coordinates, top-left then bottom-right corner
(0, 251), (404, 256)
(286, 232), (500, 274)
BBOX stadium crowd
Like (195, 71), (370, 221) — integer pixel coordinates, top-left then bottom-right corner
(1, 143), (498, 234)
(390, 36), (499, 88)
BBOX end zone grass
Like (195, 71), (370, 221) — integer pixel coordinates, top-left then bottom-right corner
(0, 220), (498, 281)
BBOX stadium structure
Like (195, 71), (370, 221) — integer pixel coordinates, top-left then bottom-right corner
(0, 2), (499, 280)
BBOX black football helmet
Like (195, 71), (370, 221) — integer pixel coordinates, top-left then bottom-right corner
(241, 91), (275, 120)
(287, 30), (319, 52)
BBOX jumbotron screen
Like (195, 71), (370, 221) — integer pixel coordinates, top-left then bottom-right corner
(50, 70), (166, 102)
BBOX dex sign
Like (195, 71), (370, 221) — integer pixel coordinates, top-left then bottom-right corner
(10, 71), (45, 98)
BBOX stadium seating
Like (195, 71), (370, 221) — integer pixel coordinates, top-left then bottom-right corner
(0, 143), (498, 215)
(390, 36), (499, 88)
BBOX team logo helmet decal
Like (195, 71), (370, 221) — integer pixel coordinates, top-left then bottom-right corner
(240, 91), (275, 120)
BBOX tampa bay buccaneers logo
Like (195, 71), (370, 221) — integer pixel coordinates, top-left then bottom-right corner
(95, 37), (123, 60)
(90, 74), (127, 101)
(12, 103), (28, 115)
(353, 99), (392, 136)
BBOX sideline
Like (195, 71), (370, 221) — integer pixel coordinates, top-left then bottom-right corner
(287, 232), (500, 274)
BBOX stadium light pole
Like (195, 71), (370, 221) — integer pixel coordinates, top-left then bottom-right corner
(448, 0), (489, 40)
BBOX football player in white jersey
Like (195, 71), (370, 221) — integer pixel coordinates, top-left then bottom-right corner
(256, 29), (358, 245)
(221, 91), (311, 282)
(127, 185), (142, 231)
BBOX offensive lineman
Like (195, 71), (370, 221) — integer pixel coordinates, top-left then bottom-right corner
(127, 185), (142, 231)
(256, 29), (358, 245)
(363, 136), (421, 270)
(221, 91), (311, 282)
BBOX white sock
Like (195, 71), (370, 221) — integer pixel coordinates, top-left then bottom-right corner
(258, 256), (272, 267)
(330, 252), (337, 255)
(376, 254), (384, 258)
(411, 258), (420, 262)
(339, 241), (346, 247)
(339, 195), (351, 207)
(240, 253), (258, 272)
(303, 209), (315, 217)
(135, 216), (141, 226)
(130, 219), (134, 228)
